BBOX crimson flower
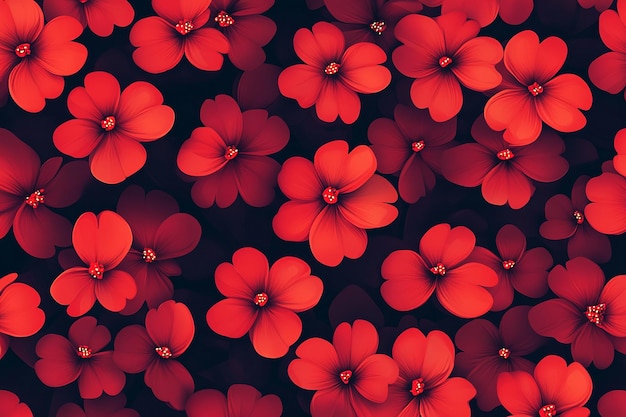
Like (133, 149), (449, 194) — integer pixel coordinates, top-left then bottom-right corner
(392, 12), (503, 122)
(35, 316), (125, 399)
(380, 223), (498, 318)
(113, 301), (195, 410)
(288, 320), (399, 417)
(56, 394), (139, 417)
(441, 0), (534, 26)
(0, 0), (87, 112)
(272, 140), (398, 267)
(497, 355), (592, 417)
(53, 71), (175, 184)
(206, 247), (323, 358)
(585, 172), (626, 234)
(612, 128), (626, 176)
(186, 384), (283, 417)
(177, 94), (289, 208)
(529, 257), (626, 369)
(368, 104), (457, 204)
(598, 390), (626, 417)
(484, 30), (593, 145)
(43, 0), (134, 37)
(455, 306), (545, 411)
(50, 211), (136, 317)
(579, 0), (614, 10)
(129, 0), (229, 73)
(442, 115), (568, 209)
(0, 129), (89, 258)
(0, 391), (33, 417)
(278, 22), (391, 124)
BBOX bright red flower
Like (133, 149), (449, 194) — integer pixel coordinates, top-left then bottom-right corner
(50, 211), (136, 317)
(288, 320), (399, 417)
(468, 225), (552, 311)
(442, 115), (568, 209)
(598, 390), (626, 417)
(455, 306), (545, 411)
(380, 223), (498, 318)
(206, 247), (323, 358)
(43, 0), (134, 37)
(585, 172), (626, 234)
(384, 328), (475, 417)
(53, 71), (175, 185)
(0, 0), (87, 112)
(497, 355), (592, 417)
(578, 0), (614, 11)
(113, 300), (195, 411)
(272, 140), (398, 267)
(56, 394), (139, 417)
(612, 128), (626, 176)
(441, 0), (534, 26)
(186, 384), (283, 417)
(129, 0), (229, 73)
(278, 22), (391, 124)
(0, 391), (33, 417)
(368, 104), (457, 204)
(35, 316), (125, 399)
(177, 94), (289, 208)
(529, 257), (626, 369)
(0, 129), (89, 258)
(392, 12), (503, 122)
(540, 175), (612, 264)
(484, 30), (593, 145)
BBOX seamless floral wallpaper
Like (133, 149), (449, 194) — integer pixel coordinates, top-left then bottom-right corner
(0, 0), (626, 416)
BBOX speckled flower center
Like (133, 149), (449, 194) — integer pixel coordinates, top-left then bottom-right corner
(155, 346), (173, 358)
(573, 210), (584, 225)
(497, 149), (514, 160)
(225, 145), (239, 160)
(15, 43), (31, 58)
(77, 345), (92, 358)
(324, 62), (340, 75)
(101, 116), (116, 131)
(430, 263), (446, 276)
(502, 260), (516, 270)
(25, 189), (45, 208)
(439, 56), (452, 68)
(369, 20), (386, 34)
(499, 347), (511, 359)
(88, 262), (105, 279)
(254, 292), (268, 307)
(322, 186), (339, 204)
(142, 248), (157, 263)
(539, 404), (556, 417)
(175, 20), (194, 35)
(339, 370), (352, 384)
(215, 11), (235, 27)
(528, 82), (544, 96)
(585, 303), (606, 325)
(411, 140), (425, 152)
(410, 378), (425, 396)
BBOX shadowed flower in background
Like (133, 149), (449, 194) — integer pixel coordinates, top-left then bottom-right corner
(440, 0), (534, 26)
(42, 0), (135, 37)
(598, 390), (626, 417)
(186, 384), (282, 417)
(55, 394), (139, 417)
(0, 391), (33, 417)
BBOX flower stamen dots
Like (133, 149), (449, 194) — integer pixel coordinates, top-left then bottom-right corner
(25, 189), (45, 208)
(155, 346), (173, 358)
(100, 116), (116, 131)
(439, 56), (452, 68)
(224, 145), (239, 160)
(76, 345), (92, 359)
(322, 186), (339, 204)
(324, 62), (340, 75)
(339, 370), (352, 384)
(430, 263), (446, 276)
(502, 260), (516, 270)
(586, 303), (606, 325)
(88, 262), (104, 279)
(15, 43), (31, 57)
(528, 82), (544, 96)
(370, 20), (385, 34)
(215, 11), (235, 27)
(142, 248), (157, 263)
(539, 404), (557, 417)
(411, 140), (425, 152)
(498, 347), (511, 359)
(254, 292), (268, 307)
(175, 20), (194, 35)
(573, 210), (584, 224)
(410, 378), (425, 396)
(497, 149), (515, 160)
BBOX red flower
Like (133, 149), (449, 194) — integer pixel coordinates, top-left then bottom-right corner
(468, 224), (552, 311)
(113, 301), (195, 410)
(529, 257), (626, 369)
(288, 320), (399, 417)
(380, 223), (498, 318)
(53, 71), (175, 185)
(43, 0), (134, 37)
(35, 316), (125, 399)
(186, 384), (283, 417)
(116, 185), (201, 315)
(208, 0), (277, 70)
(272, 140), (398, 267)
(129, 0), (229, 73)
(497, 355), (592, 417)
(540, 175), (612, 264)
(0, 391), (33, 417)
(56, 394), (139, 417)
(441, 0), (534, 26)
(613, 128), (626, 176)
(0, 0), (87, 112)
(278, 22), (391, 124)
(442, 115), (568, 209)
(176, 94), (289, 208)
(392, 12), (503, 122)
(484, 30), (593, 145)
(385, 328), (475, 417)
(585, 172), (626, 235)
(598, 390), (626, 417)
(368, 104), (457, 204)
(50, 211), (136, 317)
(578, 0), (614, 11)
(0, 129), (89, 258)
(455, 306), (545, 411)
(206, 247), (323, 358)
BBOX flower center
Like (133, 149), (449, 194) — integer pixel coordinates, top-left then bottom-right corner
(339, 370), (352, 384)
(369, 20), (386, 34)
(175, 20), (194, 35)
(155, 346), (173, 358)
(573, 210), (584, 225)
(498, 347), (511, 359)
(254, 292), (268, 307)
(25, 189), (45, 208)
(585, 303), (606, 325)
(322, 186), (339, 204)
(142, 248), (157, 263)
(224, 145), (239, 160)
(430, 263), (446, 276)
(88, 262), (105, 279)
(539, 404), (556, 417)
(410, 378), (425, 396)
(76, 345), (92, 358)
(324, 62), (340, 75)
(215, 11), (235, 27)
(497, 149), (515, 160)
(439, 56), (452, 68)
(528, 82), (544, 96)
(100, 116), (116, 131)
(15, 43), (31, 58)
(502, 260), (516, 270)
(411, 140), (425, 152)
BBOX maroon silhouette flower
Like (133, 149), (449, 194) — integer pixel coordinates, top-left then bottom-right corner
(585, 172), (626, 235)
(612, 128), (626, 176)
(56, 394), (138, 417)
(578, 0), (614, 11)
(0, 391), (33, 417)
(598, 390), (626, 417)
(441, 0), (534, 26)
(43, 0), (135, 37)
(186, 384), (283, 417)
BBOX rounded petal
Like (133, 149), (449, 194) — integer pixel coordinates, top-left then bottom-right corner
(145, 300), (194, 356)
(206, 298), (258, 338)
(250, 307), (302, 358)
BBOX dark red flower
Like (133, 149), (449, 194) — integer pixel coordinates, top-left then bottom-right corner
(598, 390), (626, 417)
(585, 172), (626, 235)
(113, 300), (195, 410)
(392, 12), (503, 122)
(441, 0), (534, 26)
(56, 394), (139, 417)
(442, 115), (568, 209)
(206, 247), (323, 358)
(129, 0), (229, 73)
(380, 223), (498, 318)
(43, 0), (134, 37)
(53, 71), (175, 184)
(35, 316), (125, 399)
(288, 320), (399, 417)
(273, 140), (398, 267)
(278, 22), (391, 124)
(612, 128), (626, 176)
(177, 94), (289, 208)
(529, 257), (626, 369)
(50, 211), (136, 317)
(0, 129), (89, 258)
(578, 0), (614, 11)
(484, 30), (593, 145)
(497, 355), (592, 417)
(368, 104), (457, 204)
(0, 391), (33, 417)
(455, 306), (545, 411)
(186, 384), (283, 417)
